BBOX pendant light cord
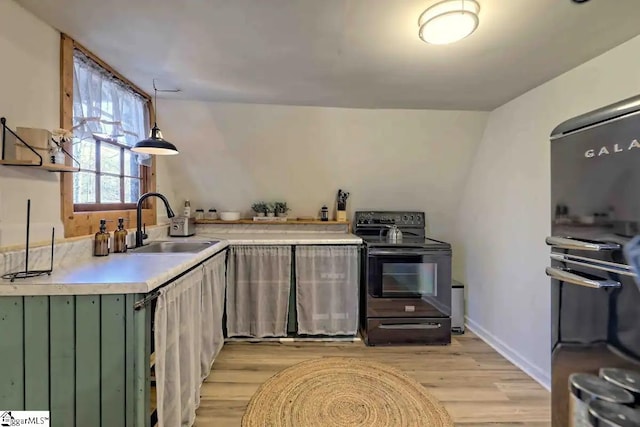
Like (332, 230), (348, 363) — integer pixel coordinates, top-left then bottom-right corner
(153, 79), (158, 127)
(151, 79), (181, 127)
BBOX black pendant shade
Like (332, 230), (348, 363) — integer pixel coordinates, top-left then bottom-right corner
(132, 123), (179, 155)
(133, 80), (179, 155)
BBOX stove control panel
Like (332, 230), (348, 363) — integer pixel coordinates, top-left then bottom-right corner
(354, 211), (424, 227)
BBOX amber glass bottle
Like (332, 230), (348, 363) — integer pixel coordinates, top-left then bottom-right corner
(113, 217), (128, 253)
(94, 219), (110, 256)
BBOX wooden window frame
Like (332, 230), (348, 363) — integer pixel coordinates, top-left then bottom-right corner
(60, 34), (157, 237)
(73, 135), (144, 212)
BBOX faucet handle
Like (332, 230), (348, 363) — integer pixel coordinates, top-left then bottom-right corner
(142, 223), (148, 240)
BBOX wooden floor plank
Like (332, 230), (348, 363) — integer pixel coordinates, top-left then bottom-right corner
(195, 332), (551, 426)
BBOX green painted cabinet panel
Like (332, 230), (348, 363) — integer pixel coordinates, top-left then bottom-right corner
(75, 296), (101, 426)
(0, 291), (153, 427)
(133, 302), (151, 427)
(24, 296), (49, 410)
(101, 295), (127, 427)
(49, 296), (76, 427)
(288, 250), (297, 334)
(0, 297), (24, 410)
(124, 294), (136, 427)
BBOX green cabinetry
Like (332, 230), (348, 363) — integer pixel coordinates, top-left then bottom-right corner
(0, 293), (152, 427)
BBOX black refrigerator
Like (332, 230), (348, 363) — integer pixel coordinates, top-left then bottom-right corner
(548, 95), (640, 425)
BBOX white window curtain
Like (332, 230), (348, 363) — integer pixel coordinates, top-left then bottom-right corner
(295, 246), (359, 336)
(200, 252), (226, 382)
(226, 246), (291, 338)
(72, 49), (151, 165)
(154, 268), (203, 427)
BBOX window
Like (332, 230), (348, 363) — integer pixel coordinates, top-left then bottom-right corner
(72, 50), (150, 211)
(61, 35), (156, 238)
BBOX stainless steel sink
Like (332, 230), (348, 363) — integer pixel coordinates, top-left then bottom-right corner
(129, 241), (219, 254)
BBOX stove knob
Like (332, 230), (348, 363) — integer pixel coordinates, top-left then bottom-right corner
(403, 215), (408, 222)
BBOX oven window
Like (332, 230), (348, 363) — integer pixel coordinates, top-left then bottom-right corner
(382, 263), (437, 297)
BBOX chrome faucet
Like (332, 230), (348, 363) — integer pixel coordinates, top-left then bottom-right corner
(136, 192), (176, 248)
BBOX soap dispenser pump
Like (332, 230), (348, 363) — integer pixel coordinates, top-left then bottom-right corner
(113, 217), (128, 253)
(94, 219), (110, 257)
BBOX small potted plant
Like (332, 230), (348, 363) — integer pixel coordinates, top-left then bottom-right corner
(251, 202), (267, 217)
(265, 203), (276, 217)
(50, 128), (73, 164)
(274, 202), (290, 218)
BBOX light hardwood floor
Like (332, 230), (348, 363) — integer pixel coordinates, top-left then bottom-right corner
(195, 332), (551, 426)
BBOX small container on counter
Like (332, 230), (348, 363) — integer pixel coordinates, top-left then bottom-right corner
(195, 209), (205, 220)
(569, 373), (634, 427)
(320, 205), (329, 221)
(94, 219), (110, 257)
(113, 217), (128, 253)
(588, 400), (640, 427)
(600, 368), (640, 403)
(206, 209), (218, 220)
(183, 200), (191, 217)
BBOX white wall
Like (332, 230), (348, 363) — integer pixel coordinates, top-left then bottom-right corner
(0, 1), (174, 246)
(0, 0), (62, 246)
(159, 101), (488, 244)
(155, 156), (178, 223)
(456, 34), (640, 388)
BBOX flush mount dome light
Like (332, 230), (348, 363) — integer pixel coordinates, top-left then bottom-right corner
(418, 0), (480, 45)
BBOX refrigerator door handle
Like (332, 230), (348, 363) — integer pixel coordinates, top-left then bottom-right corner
(545, 266), (621, 289)
(545, 236), (621, 251)
(549, 253), (636, 276)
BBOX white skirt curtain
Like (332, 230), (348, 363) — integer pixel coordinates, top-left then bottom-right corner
(295, 246), (359, 336)
(73, 50), (151, 165)
(154, 268), (203, 427)
(226, 246), (292, 338)
(200, 252), (226, 381)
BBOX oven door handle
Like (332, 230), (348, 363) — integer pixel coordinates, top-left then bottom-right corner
(378, 323), (442, 330)
(545, 267), (621, 289)
(545, 236), (620, 251)
(368, 249), (447, 256)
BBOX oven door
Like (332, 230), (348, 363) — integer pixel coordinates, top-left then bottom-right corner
(368, 247), (451, 314)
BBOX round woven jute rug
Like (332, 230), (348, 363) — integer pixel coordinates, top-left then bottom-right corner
(241, 357), (453, 427)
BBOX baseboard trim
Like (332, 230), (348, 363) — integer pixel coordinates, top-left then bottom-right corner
(465, 316), (551, 390)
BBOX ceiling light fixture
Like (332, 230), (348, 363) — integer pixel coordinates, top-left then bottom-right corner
(418, 0), (480, 45)
(132, 79), (179, 155)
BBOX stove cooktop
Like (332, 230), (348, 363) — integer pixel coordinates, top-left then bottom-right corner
(359, 235), (451, 250)
(354, 211), (451, 250)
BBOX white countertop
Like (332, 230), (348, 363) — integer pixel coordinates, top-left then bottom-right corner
(0, 233), (362, 296)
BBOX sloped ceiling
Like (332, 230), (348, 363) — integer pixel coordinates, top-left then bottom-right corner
(16, 0), (640, 110)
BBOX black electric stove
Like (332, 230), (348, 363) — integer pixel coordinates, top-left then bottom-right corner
(354, 211), (452, 346)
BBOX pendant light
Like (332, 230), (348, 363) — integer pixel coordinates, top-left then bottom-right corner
(132, 80), (179, 155)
